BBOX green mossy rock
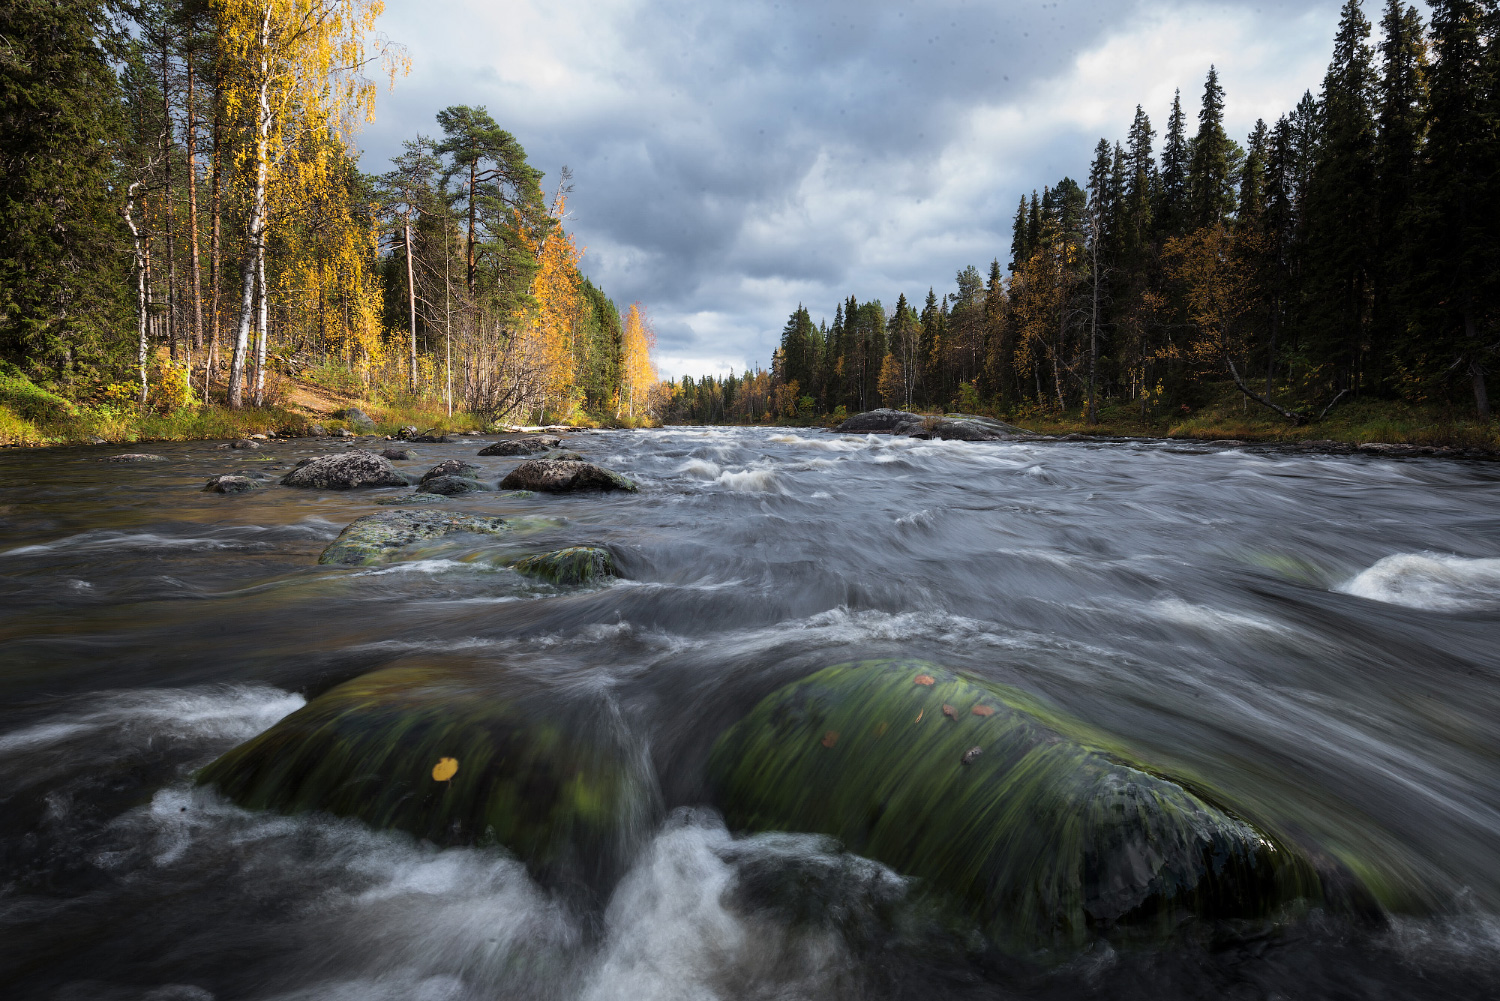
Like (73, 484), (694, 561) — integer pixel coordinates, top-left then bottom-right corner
(318, 510), (508, 565)
(709, 661), (1328, 953)
(197, 665), (648, 890)
(511, 546), (615, 584)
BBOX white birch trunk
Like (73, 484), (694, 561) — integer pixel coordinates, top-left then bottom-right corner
(228, 10), (272, 409)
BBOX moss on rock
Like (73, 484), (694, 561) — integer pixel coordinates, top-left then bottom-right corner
(708, 661), (1331, 953)
(511, 546), (615, 584)
(196, 665), (648, 890)
(318, 509), (509, 565)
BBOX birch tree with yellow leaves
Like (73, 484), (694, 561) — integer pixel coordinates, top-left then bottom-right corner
(215, 0), (405, 407)
(620, 302), (657, 420)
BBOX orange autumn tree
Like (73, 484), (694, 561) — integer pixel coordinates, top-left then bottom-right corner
(526, 193), (586, 419)
(620, 302), (657, 421)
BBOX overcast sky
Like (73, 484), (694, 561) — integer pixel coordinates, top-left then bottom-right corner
(360, 0), (1349, 379)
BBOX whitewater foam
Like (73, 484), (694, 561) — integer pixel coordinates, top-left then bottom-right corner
(1338, 553), (1500, 611)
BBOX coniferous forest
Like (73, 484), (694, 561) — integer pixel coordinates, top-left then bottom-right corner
(666, 0), (1499, 435)
(0, 0), (658, 443)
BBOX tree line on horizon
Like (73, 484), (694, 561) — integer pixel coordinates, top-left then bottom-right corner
(665, 0), (1498, 427)
(0, 0), (656, 424)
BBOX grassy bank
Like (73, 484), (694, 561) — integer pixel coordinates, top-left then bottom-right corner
(0, 367), (654, 447)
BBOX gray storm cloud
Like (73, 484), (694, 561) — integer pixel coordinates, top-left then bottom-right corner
(362, 0), (1343, 376)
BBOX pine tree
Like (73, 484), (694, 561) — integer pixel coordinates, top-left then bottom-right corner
(0, 0), (130, 387)
(1302, 0), (1378, 391)
(1412, 0), (1495, 416)
(1239, 119), (1269, 233)
(1009, 195), (1030, 272)
(1124, 105), (1156, 256)
(1373, 0), (1428, 388)
(1186, 66), (1241, 229)
(1157, 90), (1189, 236)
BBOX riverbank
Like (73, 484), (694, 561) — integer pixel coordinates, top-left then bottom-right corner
(0, 369), (648, 447)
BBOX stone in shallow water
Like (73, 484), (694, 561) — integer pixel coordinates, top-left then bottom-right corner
(380, 447), (412, 460)
(511, 546), (615, 584)
(202, 474), (260, 494)
(417, 474), (491, 496)
(499, 459), (637, 493)
(479, 435), (561, 456)
(373, 492), (450, 506)
(421, 459), (482, 483)
(102, 453), (166, 462)
(318, 509), (508, 565)
(709, 660), (1345, 952)
(279, 451), (407, 489)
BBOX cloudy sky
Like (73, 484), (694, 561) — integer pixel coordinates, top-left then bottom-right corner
(359, 0), (1348, 379)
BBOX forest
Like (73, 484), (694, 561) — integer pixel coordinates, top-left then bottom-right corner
(664, 0), (1498, 436)
(0, 0), (657, 444)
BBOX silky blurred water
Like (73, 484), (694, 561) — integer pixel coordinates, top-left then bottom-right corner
(1, 427), (1498, 1000)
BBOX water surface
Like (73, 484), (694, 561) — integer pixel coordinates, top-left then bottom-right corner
(2, 428), (1498, 999)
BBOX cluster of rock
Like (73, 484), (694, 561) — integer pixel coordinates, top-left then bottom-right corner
(834, 408), (1028, 441)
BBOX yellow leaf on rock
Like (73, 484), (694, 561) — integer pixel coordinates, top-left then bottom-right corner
(432, 756), (459, 781)
(914, 674), (935, 686)
(972, 705), (995, 717)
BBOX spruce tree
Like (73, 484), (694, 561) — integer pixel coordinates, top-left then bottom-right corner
(1412, 0), (1495, 416)
(1186, 66), (1241, 229)
(1157, 90), (1189, 237)
(1303, 0), (1378, 391)
(1010, 195), (1030, 272)
(1124, 105), (1156, 256)
(0, 0), (130, 386)
(1239, 119), (1269, 233)
(1373, 0), (1428, 387)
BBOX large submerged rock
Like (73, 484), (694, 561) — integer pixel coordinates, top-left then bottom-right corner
(318, 509), (508, 565)
(709, 661), (1334, 952)
(511, 546), (616, 584)
(834, 409), (1025, 441)
(478, 435), (562, 456)
(500, 459), (637, 493)
(196, 665), (649, 891)
(280, 451), (408, 489)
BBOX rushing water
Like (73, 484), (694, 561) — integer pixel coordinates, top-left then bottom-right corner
(2, 427), (1499, 1000)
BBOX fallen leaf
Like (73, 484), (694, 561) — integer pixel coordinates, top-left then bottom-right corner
(822, 730), (839, 748)
(914, 710), (924, 723)
(914, 674), (935, 686)
(942, 704), (957, 719)
(874, 721), (889, 737)
(432, 757), (459, 782)
(962, 746), (983, 766)
(971, 705), (995, 717)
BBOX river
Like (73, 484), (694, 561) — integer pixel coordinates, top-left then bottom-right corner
(1, 427), (1498, 1000)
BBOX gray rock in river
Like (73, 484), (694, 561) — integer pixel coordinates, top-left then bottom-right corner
(380, 447), (413, 460)
(499, 459), (637, 493)
(478, 435), (562, 456)
(102, 453), (166, 462)
(834, 409), (1024, 441)
(417, 474), (492, 496)
(373, 492), (450, 506)
(279, 451), (407, 489)
(203, 474), (261, 494)
(421, 459), (481, 483)
(318, 509), (510, 565)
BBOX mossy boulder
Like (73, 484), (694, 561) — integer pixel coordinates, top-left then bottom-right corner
(203, 473), (263, 494)
(318, 509), (509, 565)
(479, 435), (560, 456)
(511, 546), (615, 584)
(417, 474), (491, 496)
(709, 661), (1331, 953)
(280, 451), (407, 489)
(197, 665), (648, 891)
(499, 459), (637, 493)
(421, 459), (481, 482)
